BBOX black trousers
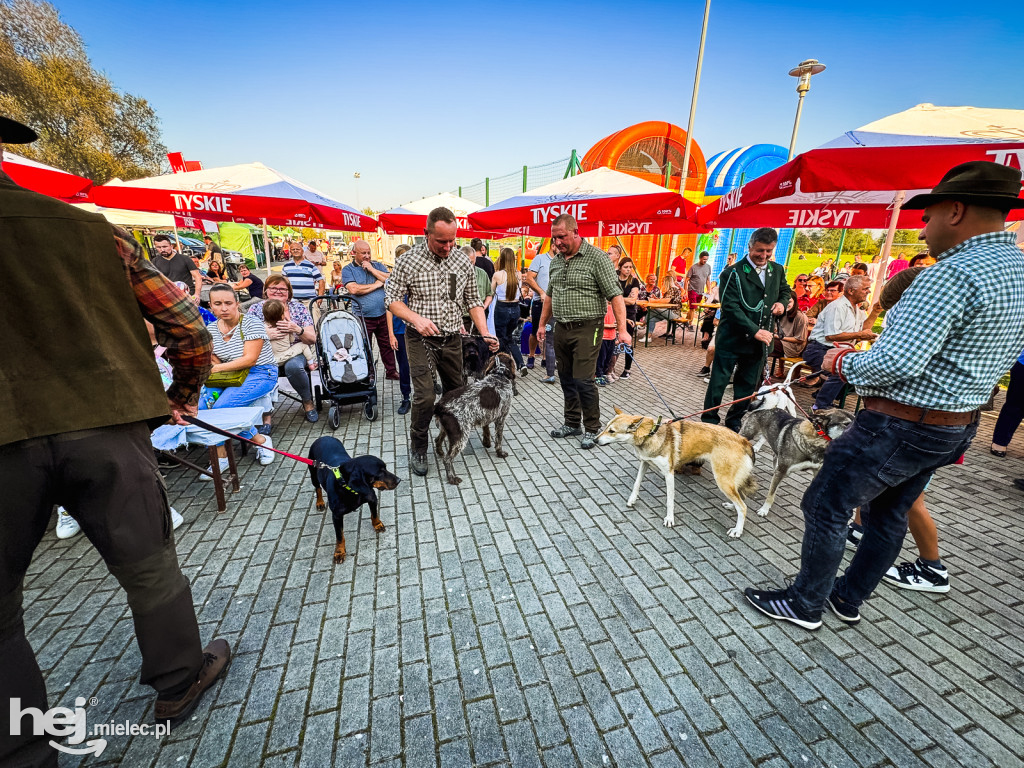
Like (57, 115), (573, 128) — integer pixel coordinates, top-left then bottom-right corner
(0, 422), (203, 768)
(702, 342), (768, 431)
(406, 330), (465, 454)
(553, 318), (603, 433)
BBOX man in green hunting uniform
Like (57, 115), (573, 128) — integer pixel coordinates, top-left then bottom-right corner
(703, 227), (792, 432)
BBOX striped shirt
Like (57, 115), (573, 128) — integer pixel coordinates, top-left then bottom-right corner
(282, 259), (323, 299)
(844, 231), (1024, 411)
(206, 315), (276, 368)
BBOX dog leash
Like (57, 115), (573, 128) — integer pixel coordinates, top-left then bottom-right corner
(613, 343), (824, 424)
(780, 389), (832, 441)
(181, 415), (340, 472)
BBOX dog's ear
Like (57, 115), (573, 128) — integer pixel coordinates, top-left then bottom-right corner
(614, 406), (623, 415)
(626, 417), (645, 432)
(341, 461), (372, 494)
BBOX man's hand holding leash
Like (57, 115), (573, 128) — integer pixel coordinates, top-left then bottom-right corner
(770, 301), (785, 316)
(168, 400), (197, 426)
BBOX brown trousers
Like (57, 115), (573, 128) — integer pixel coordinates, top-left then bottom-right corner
(553, 318), (603, 433)
(405, 330), (465, 454)
(0, 422), (203, 768)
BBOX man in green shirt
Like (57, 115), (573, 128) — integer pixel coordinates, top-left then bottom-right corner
(703, 227), (791, 431)
(537, 214), (629, 449)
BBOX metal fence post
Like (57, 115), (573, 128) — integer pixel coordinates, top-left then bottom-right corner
(458, 186), (462, 197)
(485, 177), (490, 206)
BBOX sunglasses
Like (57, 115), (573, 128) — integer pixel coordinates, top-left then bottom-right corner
(795, 278), (808, 283)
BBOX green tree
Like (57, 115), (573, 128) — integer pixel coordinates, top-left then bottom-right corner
(0, 0), (165, 182)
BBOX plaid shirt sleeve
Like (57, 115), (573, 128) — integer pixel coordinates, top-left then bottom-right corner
(593, 249), (622, 301)
(112, 226), (212, 407)
(842, 264), (965, 389)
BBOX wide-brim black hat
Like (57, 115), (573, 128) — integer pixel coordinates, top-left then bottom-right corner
(0, 115), (39, 144)
(904, 160), (1024, 210)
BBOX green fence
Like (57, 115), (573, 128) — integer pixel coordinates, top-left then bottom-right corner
(454, 153), (582, 206)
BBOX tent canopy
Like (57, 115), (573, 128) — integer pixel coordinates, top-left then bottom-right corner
(92, 162), (377, 231)
(3, 151), (92, 200)
(379, 192), (506, 238)
(469, 167), (705, 237)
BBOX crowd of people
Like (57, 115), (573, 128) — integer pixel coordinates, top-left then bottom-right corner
(5, 103), (1024, 765)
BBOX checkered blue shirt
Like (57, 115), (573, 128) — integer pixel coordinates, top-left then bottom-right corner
(844, 231), (1024, 411)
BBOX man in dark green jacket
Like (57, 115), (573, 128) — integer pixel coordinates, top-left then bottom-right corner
(703, 227), (792, 431)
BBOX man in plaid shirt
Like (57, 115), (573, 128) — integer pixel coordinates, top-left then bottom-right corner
(746, 161), (1024, 630)
(1, 114), (229, 765)
(385, 207), (498, 476)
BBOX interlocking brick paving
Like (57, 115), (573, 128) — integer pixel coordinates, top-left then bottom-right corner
(26, 335), (1024, 767)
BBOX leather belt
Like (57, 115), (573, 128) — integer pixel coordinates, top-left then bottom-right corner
(862, 397), (979, 426)
(555, 318), (599, 329)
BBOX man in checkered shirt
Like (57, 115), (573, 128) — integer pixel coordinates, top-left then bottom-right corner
(385, 207), (498, 477)
(745, 161), (1024, 631)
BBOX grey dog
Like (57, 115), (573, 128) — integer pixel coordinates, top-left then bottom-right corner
(433, 352), (519, 485)
(739, 406), (853, 518)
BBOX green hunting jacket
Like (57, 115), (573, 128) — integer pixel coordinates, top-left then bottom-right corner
(715, 257), (793, 353)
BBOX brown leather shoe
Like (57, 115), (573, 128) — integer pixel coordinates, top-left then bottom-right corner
(154, 638), (231, 728)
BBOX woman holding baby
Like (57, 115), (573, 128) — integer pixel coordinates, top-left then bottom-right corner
(246, 274), (320, 426)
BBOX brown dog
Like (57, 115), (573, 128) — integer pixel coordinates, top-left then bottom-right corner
(596, 408), (758, 537)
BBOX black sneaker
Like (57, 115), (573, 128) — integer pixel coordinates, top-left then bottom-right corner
(846, 524), (863, 550)
(743, 587), (822, 630)
(620, 371), (630, 379)
(825, 587), (861, 623)
(397, 399), (411, 415)
(550, 424), (583, 439)
(410, 452), (428, 477)
(698, 366), (711, 375)
(882, 558), (950, 593)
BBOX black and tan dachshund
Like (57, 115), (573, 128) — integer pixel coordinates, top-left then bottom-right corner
(308, 436), (400, 563)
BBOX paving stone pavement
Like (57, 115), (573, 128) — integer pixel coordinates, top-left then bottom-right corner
(25, 335), (1024, 767)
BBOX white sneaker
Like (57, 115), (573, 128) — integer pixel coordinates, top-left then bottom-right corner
(56, 507), (81, 539)
(170, 507), (183, 530)
(257, 435), (275, 465)
(200, 457), (230, 481)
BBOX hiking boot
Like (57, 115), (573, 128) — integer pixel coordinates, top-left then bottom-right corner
(56, 507), (81, 540)
(882, 558), (950, 593)
(743, 587), (822, 630)
(154, 638), (231, 729)
(550, 424), (583, 439)
(580, 432), (598, 450)
(846, 523), (863, 550)
(411, 452), (428, 476)
(825, 586), (861, 623)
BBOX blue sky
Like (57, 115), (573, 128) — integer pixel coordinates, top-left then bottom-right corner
(54, 0), (1024, 210)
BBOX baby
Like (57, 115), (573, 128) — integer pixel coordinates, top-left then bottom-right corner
(262, 299), (317, 370)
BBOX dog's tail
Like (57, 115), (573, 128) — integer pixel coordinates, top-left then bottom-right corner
(739, 453), (758, 498)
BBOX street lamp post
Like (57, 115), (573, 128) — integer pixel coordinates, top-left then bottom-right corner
(787, 58), (826, 160)
(353, 171), (361, 209)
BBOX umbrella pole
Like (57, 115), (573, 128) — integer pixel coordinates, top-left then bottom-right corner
(262, 218), (272, 278)
(873, 190), (906, 301)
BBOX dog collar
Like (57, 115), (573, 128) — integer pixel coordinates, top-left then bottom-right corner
(331, 467), (358, 494)
(644, 416), (663, 440)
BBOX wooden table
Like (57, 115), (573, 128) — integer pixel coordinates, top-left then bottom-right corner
(690, 303), (720, 347)
(638, 300), (683, 347)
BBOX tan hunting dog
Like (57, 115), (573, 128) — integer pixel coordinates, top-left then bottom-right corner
(596, 407), (758, 538)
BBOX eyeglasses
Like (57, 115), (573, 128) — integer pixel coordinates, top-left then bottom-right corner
(266, 286), (288, 292)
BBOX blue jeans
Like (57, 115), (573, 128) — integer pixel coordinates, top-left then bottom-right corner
(199, 364), (278, 439)
(494, 301), (525, 369)
(790, 408), (976, 616)
(282, 355), (313, 403)
(802, 339), (847, 409)
(395, 333), (411, 399)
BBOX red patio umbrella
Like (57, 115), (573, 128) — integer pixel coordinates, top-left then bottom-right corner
(379, 192), (510, 238)
(91, 161), (377, 231)
(468, 167), (705, 237)
(697, 104), (1024, 231)
(2, 151), (92, 201)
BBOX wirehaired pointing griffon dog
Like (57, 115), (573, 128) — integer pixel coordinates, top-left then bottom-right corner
(596, 407), (758, 538)
(308, 436), (400, 563)
(433, 351), (518, 485)
(739, 405), (853, 519)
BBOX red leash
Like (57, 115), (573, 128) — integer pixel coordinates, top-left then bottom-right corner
(182, 415), (335, 470)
